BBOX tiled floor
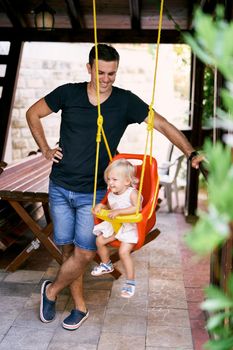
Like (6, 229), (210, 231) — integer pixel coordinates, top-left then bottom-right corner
(0, 197), (210, 350)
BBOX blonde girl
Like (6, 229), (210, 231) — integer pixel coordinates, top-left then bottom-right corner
(91, 158), (142, 298)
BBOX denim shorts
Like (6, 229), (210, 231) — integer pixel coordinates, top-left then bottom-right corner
(49, 180), (106, 251)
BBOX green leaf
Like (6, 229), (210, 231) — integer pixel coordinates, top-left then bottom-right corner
(202, 142), (233, 219)
(204, 336), (233, 350)
(184, 33), (215, 65)
(201, 299), (233, 312)
(217, 108), (233, 123)
(204, 141), (232, 179)
(221, 88), (233, 114)
(206, 312), (231, 331)
(185, 6), (233, 82)
(201, 285), (233, 311)
(184, 211), (230, 255)
(227, 274), (233, 298)
(205, 284), (232, 300)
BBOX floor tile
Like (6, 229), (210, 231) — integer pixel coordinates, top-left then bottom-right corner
(4, 270), (44, 283)
(148, 308), (190, 328)
(0, 270), (9, 281)
(149, 267), (183, 281)
(0, 327), (54, 350)
(185, 288), (205, 303)
(0, 296), (27, 317)
(98, 333), (146, 350)
(148, 279), (188, 309)
(50, 325), (101, 346)
(0, 281), (37, 297)
(102, 312), (147, 336)
(146, 325), (193, 348)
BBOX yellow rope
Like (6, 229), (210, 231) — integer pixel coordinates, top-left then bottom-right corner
(92, 0), (112, 208)
(136, 0), (164, 214)
(92, 0), (164, 215)
(102, 128), (112, 161)
(93, 0), (100, 114)
(150, 0), (164, 107)
(148, 179), (160, 219)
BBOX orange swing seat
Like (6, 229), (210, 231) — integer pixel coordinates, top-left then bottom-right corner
(94, 153), (159, 250)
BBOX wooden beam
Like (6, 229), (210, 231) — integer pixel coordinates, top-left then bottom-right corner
(65, 0), (85, 29)
(0, 0), (26, 28)
(0, 28), (188, 43)
(128, 0), (141, 30)
(0, 41), (23, 161)
(187, 0), (196, 29)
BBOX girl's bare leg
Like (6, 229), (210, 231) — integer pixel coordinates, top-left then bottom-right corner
(96, 234), (115, 263)
(119, 242), (135, 280)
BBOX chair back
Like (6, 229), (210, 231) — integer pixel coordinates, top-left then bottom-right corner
(169, 155), (184, 183)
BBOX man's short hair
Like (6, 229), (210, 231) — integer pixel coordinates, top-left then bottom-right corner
(89, 44), (120, 67)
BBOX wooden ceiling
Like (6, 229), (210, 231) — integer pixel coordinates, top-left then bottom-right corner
(0, 0), (218, 43)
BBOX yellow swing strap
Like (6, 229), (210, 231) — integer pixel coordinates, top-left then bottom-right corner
(136, 0), (164, 216)
(92, 0), (112, 208)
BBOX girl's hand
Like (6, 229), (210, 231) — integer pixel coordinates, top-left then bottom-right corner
(92, 203), (105, 214)
(108, 209), (121, 219)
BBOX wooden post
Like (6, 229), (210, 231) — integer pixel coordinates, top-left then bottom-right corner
(185, 55), (205, 217)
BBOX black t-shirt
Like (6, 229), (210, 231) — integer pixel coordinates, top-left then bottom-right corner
(45, 82), (148, 192)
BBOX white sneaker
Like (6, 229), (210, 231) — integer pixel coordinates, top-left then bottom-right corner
(91, 262), (114, 276)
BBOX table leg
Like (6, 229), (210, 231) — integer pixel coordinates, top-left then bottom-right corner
(6, 238), (40, 272)
(8, 200), (62, 265)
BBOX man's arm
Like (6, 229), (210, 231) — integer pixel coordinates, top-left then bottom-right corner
(144, 111), (203, 169)
(26, 98), (63, 163)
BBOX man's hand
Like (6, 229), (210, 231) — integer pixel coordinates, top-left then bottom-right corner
(43, 147), (63, 163)
(190, 154), (205, 170)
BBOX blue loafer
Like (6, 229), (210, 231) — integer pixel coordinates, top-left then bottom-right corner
(40, 280), (56, 323)
(62, 309), (89, 330)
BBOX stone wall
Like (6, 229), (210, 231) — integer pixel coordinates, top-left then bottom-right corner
(5, 43), (190, 164)
(8, 59), (86, 161)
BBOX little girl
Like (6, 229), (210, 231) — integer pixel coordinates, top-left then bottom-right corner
(91, 158), (142, 298)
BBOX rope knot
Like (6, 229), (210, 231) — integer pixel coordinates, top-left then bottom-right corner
(96, 115), (103, 142)
(97, 115), (103, 127)
(147, 105), (154, 131)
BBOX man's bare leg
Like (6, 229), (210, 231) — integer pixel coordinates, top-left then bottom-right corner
(61, 244), (87, 313)
(46, 246), (95, 302)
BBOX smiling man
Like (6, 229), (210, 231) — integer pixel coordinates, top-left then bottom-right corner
(26, 43), (202, 331)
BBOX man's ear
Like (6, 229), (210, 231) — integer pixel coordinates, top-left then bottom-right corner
(86, 63), (91, 74)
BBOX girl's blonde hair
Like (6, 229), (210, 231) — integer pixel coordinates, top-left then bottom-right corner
(104, 158), (139, 187)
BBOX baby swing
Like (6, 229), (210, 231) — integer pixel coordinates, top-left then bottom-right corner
(92, 0), (164, 251)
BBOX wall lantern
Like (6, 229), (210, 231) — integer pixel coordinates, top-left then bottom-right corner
(34, 1), (56, 31)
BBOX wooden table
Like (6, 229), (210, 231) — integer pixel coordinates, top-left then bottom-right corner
(0, 153), (62, 271)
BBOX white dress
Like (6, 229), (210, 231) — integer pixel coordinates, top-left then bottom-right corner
(93, 187), (140, 244)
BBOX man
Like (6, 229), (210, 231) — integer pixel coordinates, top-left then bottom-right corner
(26, 44), (202, 330)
